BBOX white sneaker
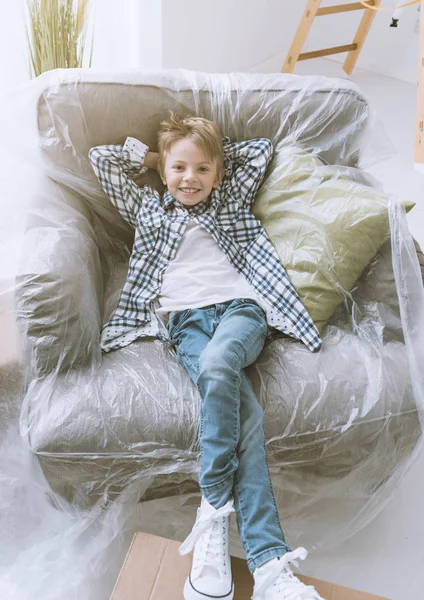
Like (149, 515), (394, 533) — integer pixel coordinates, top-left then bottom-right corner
(252, 548), (325, 600)
(179, 496), (235, 600)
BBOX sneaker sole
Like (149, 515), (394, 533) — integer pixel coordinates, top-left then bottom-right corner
(183, 576), (234, 600)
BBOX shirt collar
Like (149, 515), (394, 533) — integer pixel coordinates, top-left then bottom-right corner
(162, 189), (176, 210)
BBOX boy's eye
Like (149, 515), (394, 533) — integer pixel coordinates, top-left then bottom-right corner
(173, 165), (184, 170)
(199, 167), (210, 172)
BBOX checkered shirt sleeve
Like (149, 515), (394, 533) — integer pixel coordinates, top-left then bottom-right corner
(223, 137), (273, 209)
(88, 137), (149, 228)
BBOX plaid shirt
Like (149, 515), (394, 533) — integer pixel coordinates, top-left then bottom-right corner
(89, 136), (322, 353)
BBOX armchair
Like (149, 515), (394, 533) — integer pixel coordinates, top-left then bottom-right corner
(9, 70), (424, 548)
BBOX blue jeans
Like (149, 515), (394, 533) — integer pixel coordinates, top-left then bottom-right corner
(167, 298), (290, 572)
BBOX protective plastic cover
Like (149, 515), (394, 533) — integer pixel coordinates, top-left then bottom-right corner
(0, 69), (423, 599)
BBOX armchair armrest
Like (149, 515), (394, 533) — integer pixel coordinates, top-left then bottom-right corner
(0, 281), (20, 367)
(15, 176), (103, 376)
(413, 238), (424, 284)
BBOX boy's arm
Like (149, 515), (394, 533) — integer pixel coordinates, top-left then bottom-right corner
(222, 137), (273, 209)
(88, 136), (151, 228)
(144, 151), (159, 171)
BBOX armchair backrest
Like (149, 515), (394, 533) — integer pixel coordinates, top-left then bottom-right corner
(16, 69), (372, 377)
(35, 69), (371, 241)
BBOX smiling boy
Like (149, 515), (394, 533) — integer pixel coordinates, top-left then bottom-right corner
(89, 114), (323, 600)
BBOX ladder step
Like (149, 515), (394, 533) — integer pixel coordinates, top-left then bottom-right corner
(316, 1), (375, 16)
(299, 44), (358, 61)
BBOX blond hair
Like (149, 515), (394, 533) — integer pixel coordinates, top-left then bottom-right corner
(157, 113), (224, 179)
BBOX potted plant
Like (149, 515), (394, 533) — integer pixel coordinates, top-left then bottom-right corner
(25, 0), (93, 77)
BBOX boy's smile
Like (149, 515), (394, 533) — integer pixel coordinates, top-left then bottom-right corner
(162, 139), (224, 206)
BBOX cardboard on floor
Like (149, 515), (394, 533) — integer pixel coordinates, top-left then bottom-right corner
(110, 532), (390, 600)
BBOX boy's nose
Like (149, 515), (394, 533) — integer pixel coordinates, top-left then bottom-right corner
(183, 173), (197, 182)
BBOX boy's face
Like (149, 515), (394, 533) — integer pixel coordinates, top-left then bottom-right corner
(162, 139), (224, 207)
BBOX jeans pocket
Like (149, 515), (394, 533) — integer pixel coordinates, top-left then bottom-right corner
(235, 299), (267, 321)
(168, 309), (193, 341)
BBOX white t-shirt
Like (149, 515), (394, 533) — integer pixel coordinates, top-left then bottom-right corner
(157, 219), (264, 317)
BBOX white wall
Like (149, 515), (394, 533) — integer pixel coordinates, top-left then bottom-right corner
(91, 0), (153, 70)
(0, 0), (420, 94)
(0, 1), (29, 94)
(161, 0), (304, 73)
(161, 0), (420, 83)
(137, 0), (162, 70)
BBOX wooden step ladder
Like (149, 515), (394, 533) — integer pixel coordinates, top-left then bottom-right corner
(282, 0), (382, 76)
(282, 0), (424, 169)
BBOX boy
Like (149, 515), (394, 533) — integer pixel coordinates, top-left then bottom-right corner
(89, 114), (323, 600)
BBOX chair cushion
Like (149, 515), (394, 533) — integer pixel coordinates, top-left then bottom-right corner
(26, 241), (420, 506)
(253, 144), (415, 331)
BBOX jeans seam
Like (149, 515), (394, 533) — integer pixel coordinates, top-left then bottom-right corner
(177, 347), (199, 378)
(198, 380), (205, 468)
(233, 475), (252, 558)
(242, 323), (267, 363)
(263, 438), (287, 544)
(231, 370), (240, 454)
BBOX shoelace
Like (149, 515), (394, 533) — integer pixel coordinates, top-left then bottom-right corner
(192, 518), (228, 576)
(253, 547), (323, 599)
(272, 569), (322, 599)
(178, 501), (235, 557)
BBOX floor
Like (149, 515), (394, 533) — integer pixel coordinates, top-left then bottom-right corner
(284, 59), (424, 600)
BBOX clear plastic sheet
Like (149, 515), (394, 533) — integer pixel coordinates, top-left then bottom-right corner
(0, 69), (423, 599)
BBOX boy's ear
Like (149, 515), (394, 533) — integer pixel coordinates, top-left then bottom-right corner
(213, 168), (225, 188)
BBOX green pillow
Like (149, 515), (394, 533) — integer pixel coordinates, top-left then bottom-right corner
(252, 144), (415, 333)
